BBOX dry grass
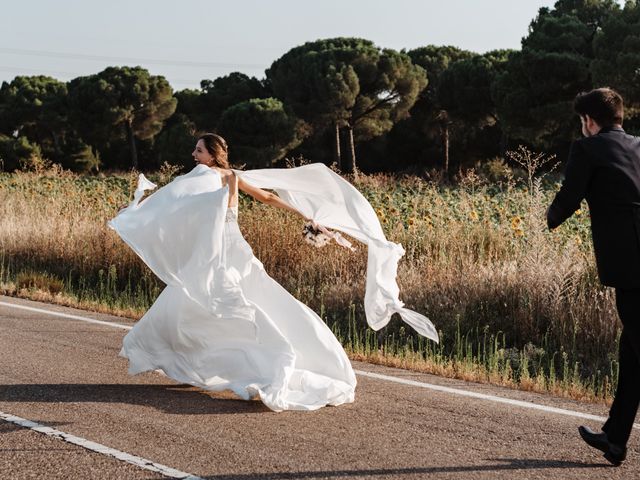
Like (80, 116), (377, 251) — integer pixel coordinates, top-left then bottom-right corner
(0, 157), (620, 403)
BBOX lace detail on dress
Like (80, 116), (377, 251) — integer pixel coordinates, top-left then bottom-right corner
(225, 205), (238, 223)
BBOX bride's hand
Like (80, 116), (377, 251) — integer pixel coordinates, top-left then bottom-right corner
(307, 219), (324, 232)
(313, 221), (333, 237)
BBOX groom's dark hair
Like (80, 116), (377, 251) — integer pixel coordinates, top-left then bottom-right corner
(574, 88), (624, 127)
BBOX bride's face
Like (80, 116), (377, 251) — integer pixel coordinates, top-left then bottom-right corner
(192, 140), (214, 166)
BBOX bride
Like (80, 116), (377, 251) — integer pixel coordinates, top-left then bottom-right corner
(109, 133), (438, 412)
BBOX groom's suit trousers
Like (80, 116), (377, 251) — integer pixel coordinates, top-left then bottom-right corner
(604, 288), (640, 446)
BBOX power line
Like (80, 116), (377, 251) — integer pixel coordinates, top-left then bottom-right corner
(0, 66), (208, 89)
(0, 47), (269, 70)
(0, 65), (82, 77)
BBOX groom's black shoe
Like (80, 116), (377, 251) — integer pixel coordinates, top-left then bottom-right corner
(578, 426), (626, 466)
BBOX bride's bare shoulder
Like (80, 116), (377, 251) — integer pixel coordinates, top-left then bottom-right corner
(213, 167), (233, 180)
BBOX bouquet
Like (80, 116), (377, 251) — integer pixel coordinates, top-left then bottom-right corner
(302, 221), (331, 247)
(302, 221), (356, 251)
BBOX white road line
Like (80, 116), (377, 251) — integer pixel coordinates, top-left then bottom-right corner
(0, 301), (132, 330)
(1, 298), (636, 430)
(0, 411), (203, 480)
(355, 370), (638, 429)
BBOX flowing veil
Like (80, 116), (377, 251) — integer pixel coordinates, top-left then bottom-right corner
(109, 165), (233, 315)
(238, 164), (439, 342)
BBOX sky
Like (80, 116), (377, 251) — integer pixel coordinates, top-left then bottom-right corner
(1, 0), (561, 91)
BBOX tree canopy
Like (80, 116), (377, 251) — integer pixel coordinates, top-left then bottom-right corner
(218, 97), (308, 167)
(493, 0), (619, 147)
(592, 3), (640, 115)
(267, 38), (426, 172)
(67, 66), (176, 168)
(2, 0), (638, 174)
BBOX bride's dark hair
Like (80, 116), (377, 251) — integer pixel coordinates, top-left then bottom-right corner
(198, 133), (229, 168)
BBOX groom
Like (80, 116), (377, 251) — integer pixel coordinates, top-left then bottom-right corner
(547, 87), (640, 466)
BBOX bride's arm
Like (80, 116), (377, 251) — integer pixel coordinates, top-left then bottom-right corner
(238, 177), (311, 222)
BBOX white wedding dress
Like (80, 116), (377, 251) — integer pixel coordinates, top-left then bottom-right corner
(109, 163), (437, 412)
(109, 166), (355, 411)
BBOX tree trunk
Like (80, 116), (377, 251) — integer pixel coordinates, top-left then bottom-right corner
(344, 126), (357, 176)
(442, 124), (449, 176)
(499, 128), (508, 159)
(334, 122), (342, 169)
(436, 111), (450, 177)
(126, 119), (138, 169)
(46, 126), (62, 157)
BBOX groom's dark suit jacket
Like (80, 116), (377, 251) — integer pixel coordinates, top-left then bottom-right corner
(547, 126), (640, 288)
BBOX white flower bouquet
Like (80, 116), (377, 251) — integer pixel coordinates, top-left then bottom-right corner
(302, 221), (356, 251)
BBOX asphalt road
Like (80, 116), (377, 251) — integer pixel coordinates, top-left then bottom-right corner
(1, 295), (638, 479)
